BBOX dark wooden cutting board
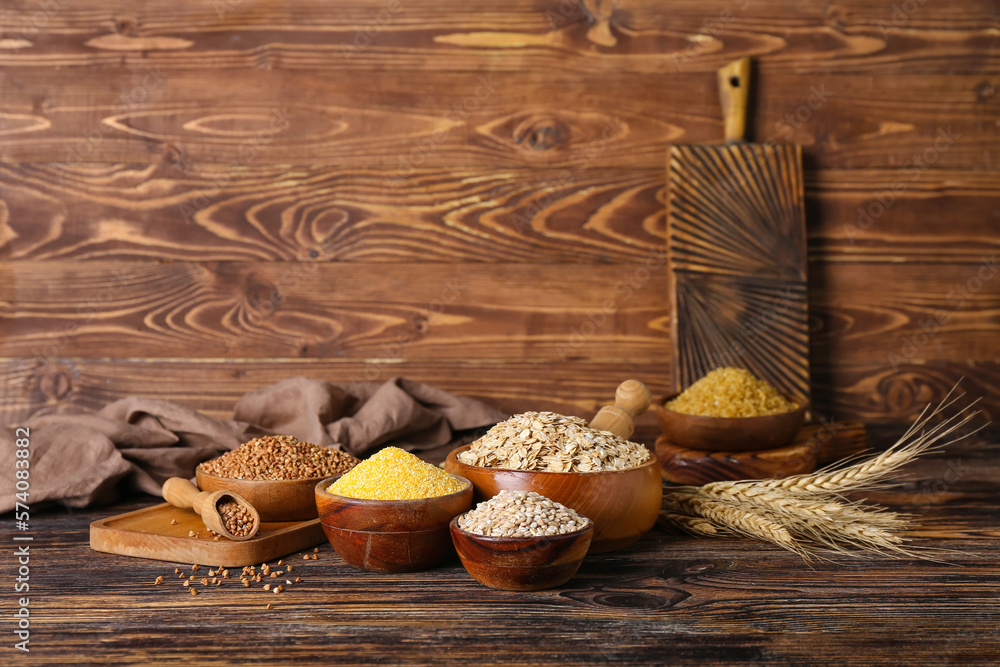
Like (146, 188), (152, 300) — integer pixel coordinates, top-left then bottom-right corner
(667, 57), (810, 402)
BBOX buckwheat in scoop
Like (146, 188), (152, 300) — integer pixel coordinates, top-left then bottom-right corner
(457, 411), (650, 473)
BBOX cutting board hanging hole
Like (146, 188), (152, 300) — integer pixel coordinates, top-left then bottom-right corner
(717, 57), (751, 143)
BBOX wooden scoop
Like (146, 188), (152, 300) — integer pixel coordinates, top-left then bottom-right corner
(589, 379), (652, 439)
(161, 477), (261, 541)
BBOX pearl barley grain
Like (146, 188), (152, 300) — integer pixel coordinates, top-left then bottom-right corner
(458, 490), (590, 538)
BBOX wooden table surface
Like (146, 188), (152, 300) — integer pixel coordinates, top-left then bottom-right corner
(10, 427), (1000, 666)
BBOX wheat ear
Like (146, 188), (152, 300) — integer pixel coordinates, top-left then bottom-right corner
(657, 512), (723, 537)
(708, 394), (982, 497)
(668, 493), (807, 555)
(658, 386), (985, 558)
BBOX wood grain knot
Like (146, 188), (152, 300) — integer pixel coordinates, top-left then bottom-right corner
(483, 110), (629, 158)
(823, 5), (847, 31)
(515, 118), (570, 151)
(679, 560), (726, 575)
(307, 207), (350, 247)
(245, 281), (281, 313)
(411, 313), (429, 334)
(162, 143), (185, 164)
(880, 374), (923, 414)
(582, 0), (619, 47)
(113, 16), (139, 36)
(976, 82), (996, 102)
(589, 589), (688, 610)
(38, 367), (73, 400)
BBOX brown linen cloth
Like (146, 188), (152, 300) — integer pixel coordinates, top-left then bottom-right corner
(1, 376), (503, 513)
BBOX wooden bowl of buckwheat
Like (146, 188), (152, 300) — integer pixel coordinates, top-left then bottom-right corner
(444, 411), (662, 554)
(197, 435), (360, 522)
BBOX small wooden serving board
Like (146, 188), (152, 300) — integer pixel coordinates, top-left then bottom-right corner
(90, 503), (326, 567)
(657, 437), (819, 485)
(656, 422), (870, 485)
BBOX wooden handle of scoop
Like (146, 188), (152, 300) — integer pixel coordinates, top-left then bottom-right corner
(163, 477), (212, 514)
(718, 56), (751, 143)
(162, 477), (261, 541)
(589, 379), (652, 440)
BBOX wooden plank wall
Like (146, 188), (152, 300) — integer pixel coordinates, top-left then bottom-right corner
(1, 0), (998, 427)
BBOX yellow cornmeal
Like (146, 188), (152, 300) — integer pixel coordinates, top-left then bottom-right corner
(666, 367), (798, 418)
(326, 446), (466, 500)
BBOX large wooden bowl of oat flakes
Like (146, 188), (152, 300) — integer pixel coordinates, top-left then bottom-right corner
(444, 411), (662, 554)
(197, 435), (360, 522)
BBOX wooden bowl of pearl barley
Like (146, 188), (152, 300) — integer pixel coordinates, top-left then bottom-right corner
(449, 490), (594, 591)
(445, 446), (659, 554)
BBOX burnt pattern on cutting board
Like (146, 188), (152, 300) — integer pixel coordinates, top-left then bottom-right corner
(668, 143), (809, 400)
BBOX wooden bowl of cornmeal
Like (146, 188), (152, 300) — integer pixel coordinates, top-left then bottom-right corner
(315, 477), (473, 572)
(314, 447), (473, 572)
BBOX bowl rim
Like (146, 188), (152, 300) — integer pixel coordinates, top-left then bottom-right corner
(446, 444), (659, 477)
(319, 523), (448, 535)
(314, 474), (472, 506)
(196, 466), (349, 485)
(448, 514), (594, 544)
(656, 393), (810, 422)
